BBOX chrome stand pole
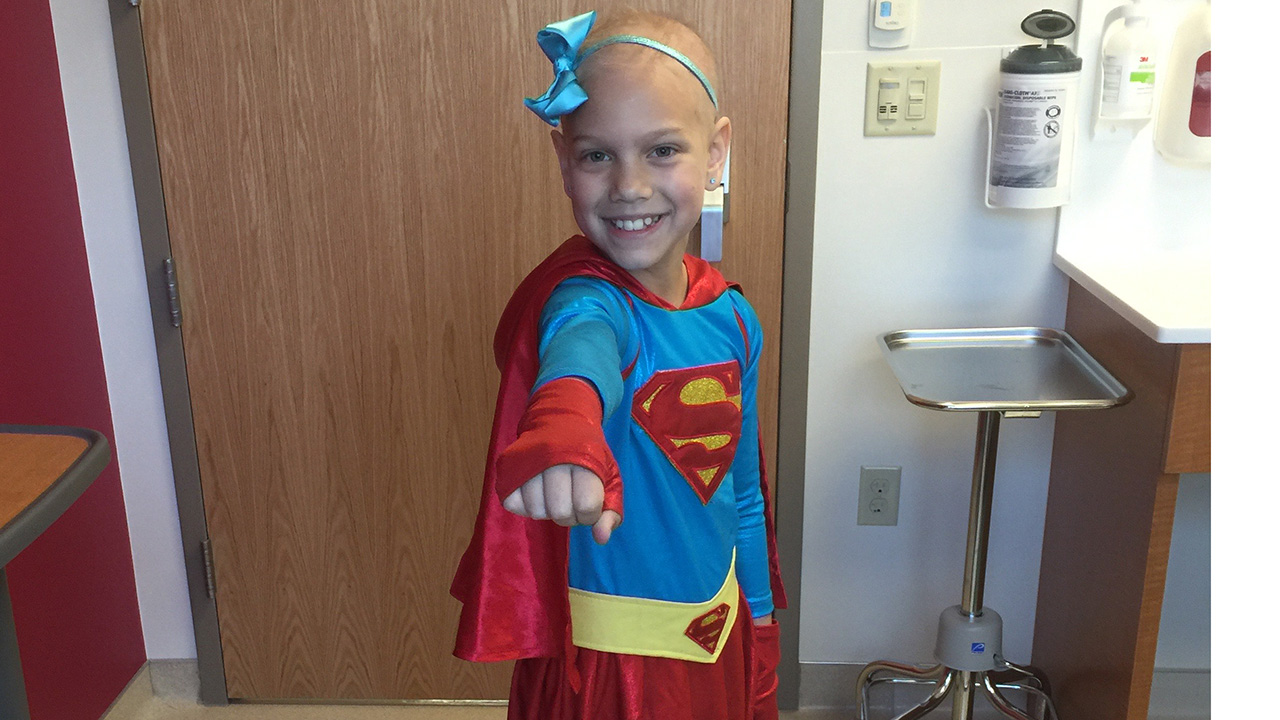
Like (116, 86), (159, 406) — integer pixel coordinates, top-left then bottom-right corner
(952, 670), (976, 720)
(947, 411), (1000, 720)
(962, 411), (1001, 618)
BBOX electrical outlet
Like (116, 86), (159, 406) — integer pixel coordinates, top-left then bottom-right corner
(857, 466), (901, 526)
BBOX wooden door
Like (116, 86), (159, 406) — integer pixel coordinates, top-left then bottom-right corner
(139, 0), (791, 701)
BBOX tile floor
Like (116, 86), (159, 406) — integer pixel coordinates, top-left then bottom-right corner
(100, 661), (1207, 720)
(97, 662), (972, 720)
(101, 672), (850, 720)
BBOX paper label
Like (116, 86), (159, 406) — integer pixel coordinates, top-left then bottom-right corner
(992, 81), (1069, 189)
(1102, 54), (1156, 116)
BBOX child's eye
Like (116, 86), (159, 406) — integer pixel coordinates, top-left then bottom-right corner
(651, 145), (678, 158)
(583, 151), (610, 163)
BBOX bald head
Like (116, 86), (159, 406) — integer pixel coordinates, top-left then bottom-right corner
(583, 10), (720, 96)
(571, 10), (721, 127)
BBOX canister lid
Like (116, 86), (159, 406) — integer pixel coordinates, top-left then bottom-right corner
(1001, 43), (1083, 74)
(1001, 9), (1082, 73)
(1020, 9), (1076, 40)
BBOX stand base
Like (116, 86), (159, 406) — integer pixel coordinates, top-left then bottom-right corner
(935, 606), (1002, 672)
(854, 658), (1059, 720)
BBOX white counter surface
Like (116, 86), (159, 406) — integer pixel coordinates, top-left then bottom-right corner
(1053, 246), (1210, 344)
(1053, 0), (1212, 347)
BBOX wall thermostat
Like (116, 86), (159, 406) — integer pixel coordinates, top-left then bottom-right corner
(869, 0), (915, 49)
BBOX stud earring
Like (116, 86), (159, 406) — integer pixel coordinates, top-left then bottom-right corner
(707, 178), (719, 188)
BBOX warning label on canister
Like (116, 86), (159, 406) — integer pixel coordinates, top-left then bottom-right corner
(992, 84), (1068, 189)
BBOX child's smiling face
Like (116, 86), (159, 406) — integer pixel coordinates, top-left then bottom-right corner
(552, 46), (730, 305)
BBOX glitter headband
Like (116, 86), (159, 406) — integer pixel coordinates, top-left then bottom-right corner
(578, 35), (718, 108)
(523, 11), (718, 127)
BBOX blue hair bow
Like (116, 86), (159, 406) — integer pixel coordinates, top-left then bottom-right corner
(523, 11), (597, 127)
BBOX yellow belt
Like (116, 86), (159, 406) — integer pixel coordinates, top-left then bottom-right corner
(568, 552), (739, 663)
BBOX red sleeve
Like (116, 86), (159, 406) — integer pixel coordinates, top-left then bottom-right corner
(494, 376), (624, 517)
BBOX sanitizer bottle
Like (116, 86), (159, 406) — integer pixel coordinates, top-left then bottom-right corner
(1155, 0), (1211, 165)
(1100, 0), (1157, 118)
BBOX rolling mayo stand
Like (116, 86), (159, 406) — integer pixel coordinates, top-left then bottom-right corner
(857, 328), (1131, 720)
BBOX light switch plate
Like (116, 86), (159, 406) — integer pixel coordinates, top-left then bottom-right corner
(864, 60), (941, 137)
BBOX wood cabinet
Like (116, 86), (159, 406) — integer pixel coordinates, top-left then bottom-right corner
(1032, 280), (1210, 720)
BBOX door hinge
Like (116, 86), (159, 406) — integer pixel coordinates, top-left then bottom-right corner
(201, 538), (216, 599)
(163, 257), (183, 327)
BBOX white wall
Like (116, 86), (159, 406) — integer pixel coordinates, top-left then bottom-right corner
(49, 0), (1209, 674)
(801, 0), (1077, 665)
(49, 0), (196, 659)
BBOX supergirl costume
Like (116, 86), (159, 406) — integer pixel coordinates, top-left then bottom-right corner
(451, 237), (786, 719)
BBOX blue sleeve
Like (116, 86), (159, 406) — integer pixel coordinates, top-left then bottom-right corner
(534, 278), (635, 420)
(729, 292), (774, 618)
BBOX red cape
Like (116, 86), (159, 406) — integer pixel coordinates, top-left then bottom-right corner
(451, 236), (786, 662)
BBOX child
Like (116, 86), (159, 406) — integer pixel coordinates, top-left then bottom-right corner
(451, 9), (786, 719)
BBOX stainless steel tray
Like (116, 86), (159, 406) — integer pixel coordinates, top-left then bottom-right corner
(878, 327), (1132, 412)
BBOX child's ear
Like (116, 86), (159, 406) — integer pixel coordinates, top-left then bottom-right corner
(551, 129), (573, 197)
(706, 117), (732, 184)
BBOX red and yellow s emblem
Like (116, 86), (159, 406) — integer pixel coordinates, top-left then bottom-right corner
(685, 603), (732, 654)
(632, 362), (743, 504)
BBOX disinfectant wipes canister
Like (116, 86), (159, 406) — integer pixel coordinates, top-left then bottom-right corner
(988, 10), (1082, 209)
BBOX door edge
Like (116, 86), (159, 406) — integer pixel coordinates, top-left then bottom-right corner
(107, 0), (229, 705)
(776, 0), (822, 710)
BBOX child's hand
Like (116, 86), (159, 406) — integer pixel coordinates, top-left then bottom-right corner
(501, 463), (622, 545)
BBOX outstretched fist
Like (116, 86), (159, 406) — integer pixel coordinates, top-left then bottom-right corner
(502, 463), (622, 544)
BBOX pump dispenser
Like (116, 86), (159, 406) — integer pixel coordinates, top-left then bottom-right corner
(1100, 0), (1158, 119)
(1155, 0), (1211, 165)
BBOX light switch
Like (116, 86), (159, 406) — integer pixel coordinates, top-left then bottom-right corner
(864, 60), (941, 136)
(908, 78), (927, 101)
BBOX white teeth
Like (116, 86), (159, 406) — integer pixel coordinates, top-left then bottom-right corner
(612, 215), (659, 231)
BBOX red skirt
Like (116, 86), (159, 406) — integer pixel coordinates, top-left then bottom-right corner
(507, 600), (780, 720)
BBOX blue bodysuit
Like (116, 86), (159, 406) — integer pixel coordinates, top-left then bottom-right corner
(533, 276), (774, 660)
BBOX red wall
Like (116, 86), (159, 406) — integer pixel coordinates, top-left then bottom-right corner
(1, 1), (147, 717)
